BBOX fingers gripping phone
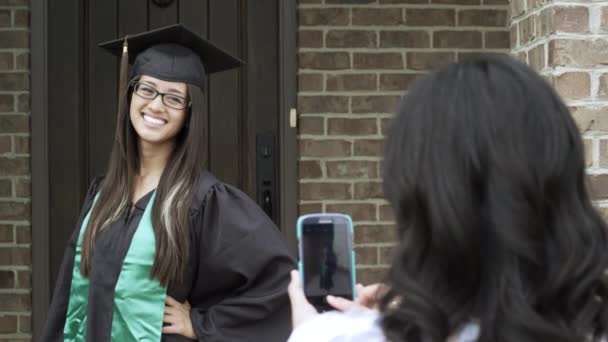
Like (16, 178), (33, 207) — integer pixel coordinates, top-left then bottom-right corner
(297, 213), (356, 312)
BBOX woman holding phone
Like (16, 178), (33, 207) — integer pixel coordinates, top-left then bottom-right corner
(288, 54), (608, 342)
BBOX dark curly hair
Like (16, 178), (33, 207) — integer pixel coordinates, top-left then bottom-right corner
(380, 54), (608, 342)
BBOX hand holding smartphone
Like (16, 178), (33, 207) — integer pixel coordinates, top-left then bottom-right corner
(297, 213), (356, 312)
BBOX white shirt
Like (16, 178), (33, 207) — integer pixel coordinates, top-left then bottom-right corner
(288, 309), (480, 342)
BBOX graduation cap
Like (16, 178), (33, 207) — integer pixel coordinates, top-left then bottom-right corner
(98, 23), (244, 97)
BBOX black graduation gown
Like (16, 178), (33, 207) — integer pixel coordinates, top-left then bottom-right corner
(41, 171), (296, 342)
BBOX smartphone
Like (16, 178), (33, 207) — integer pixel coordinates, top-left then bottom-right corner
(297, 213), (356, 312)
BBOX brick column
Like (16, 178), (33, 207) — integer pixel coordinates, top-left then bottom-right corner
(297, 0), (509, 284)
(511, 0), (608, 207)
(0, 0), (31, 339)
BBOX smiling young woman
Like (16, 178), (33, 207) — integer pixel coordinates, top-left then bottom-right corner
(41, 24), (296, 342)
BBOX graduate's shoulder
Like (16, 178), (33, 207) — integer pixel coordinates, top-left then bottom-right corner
(189, 171), (263, 214)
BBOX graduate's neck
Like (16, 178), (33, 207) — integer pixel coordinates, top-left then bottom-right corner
(137, 139), (175, 179)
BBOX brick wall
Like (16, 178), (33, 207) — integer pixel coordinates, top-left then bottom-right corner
(297, 0), (510, 284)
(0, 0), (31, 340)
(510, 0), (608, 209)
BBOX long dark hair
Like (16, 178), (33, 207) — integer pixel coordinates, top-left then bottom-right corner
(380, 54), (608, 341)
(81, 80), (207, 287)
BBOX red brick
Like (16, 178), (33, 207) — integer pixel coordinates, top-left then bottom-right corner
(0, 115), (30, 133)
(485, 31), (510, 49)
(299, 203), (323, 215)
(354, 181), (384, 199)
(14, 135), (28, 154)
(356, 267), (388, 284)
(16, 52), (28, 70)
(300, 139), (352, 158)
(528, 44), (546, 71)
(0, 136), (11, 154)
(0, 30), (28, 49)
(381, 118), (392, 135)
(326, 203), (376, 221)
(353, 53), (404, 70)
(352, 8), (404, 26)
(354, 224), (398, 243)
(299, 116), (324, 135)
(433, 31), (482, 49)
(326, 160), (378, 178)
(300, 182), (352, 201)
(510, 25), (518, 49)
(407, 52), (455, 71)
(554, 6), (589, 33)
(587, 174), (608, 199)
(14, 9), (29, 28)
(598, 74), (608, 98)
(298, 30), (323, 48)
(355, 246), (378, 265)
(510, 0), (526, 19)
(0, 247), (30, 266)
(299, 160), (323, 179)
(17, 93), (29, 112)
(602, 7), (608, 32)
(379, 73), (420, 91)
(0, 10), (9, 28)
(352, 95), (400, 114)
(536, 9), (553, 38)
(299, 8), (350, 26)
(299, 52), (350, 70)
(0, 224), (12, 243)
(0, 52), (13, 70)
(433, 0), (479, 4)
(584, 139), (593, 168)
(327, 0), (375, 3)
(381, 0), (427, 3)
(458, 10), (507, 27)
(380, 245), (397, 265)
(599, 140), (608, 168)
(379, 204), (395, 221)
(0, 0), (29, 5)
(326, 30), (376, 48)
(15, 224), (30, 243)
(328, 118), (377, 135)
(326, 74), (377, 92)
(0, 72), (29, 91)
(379, 31), (430, 48)
(571, 106), (608, 132)
(549, 39), (608, 67)
(0, 201), (30, 221)
(0, 156), (29, 175)
(0, 315), (17, 334)
(19, 314), (30, 333)
(299, 74), (323, 92)
(0, 179), (11, 196)
(0, 293), (31, 311)
(16, 270), (30, 289)
(0, 270), (14, 288)
(554, 72), (590, 100)
(518, 16), (536, 46)
(0, 94), (14, 112)
(298, 95), (349, 113)
(406, 9), (455, 26)
(354, 139), (384, 156)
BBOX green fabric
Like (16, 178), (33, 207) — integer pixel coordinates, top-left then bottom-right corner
(64, 192), (167, 342)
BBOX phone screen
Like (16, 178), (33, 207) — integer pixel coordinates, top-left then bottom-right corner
(301, 218), (353, 310)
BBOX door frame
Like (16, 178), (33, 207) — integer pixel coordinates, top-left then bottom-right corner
(30, 0), (298, 338)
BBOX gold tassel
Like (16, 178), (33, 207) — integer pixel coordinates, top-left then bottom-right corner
(117, 36), (129, 114)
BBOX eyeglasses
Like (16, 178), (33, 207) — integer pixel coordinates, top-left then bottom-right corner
(132, 82), (191, 110)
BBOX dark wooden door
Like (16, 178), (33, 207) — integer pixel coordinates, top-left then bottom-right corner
(46, 0), (286, 294)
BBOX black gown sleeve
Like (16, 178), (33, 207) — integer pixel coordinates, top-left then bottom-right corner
(188, 182), (296, 342)
(40, 177), (103, 341)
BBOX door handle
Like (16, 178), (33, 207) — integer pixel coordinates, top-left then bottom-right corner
(256, 132), (276, 222)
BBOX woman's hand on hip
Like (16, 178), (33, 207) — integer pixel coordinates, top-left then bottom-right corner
(163, 296), (196, 340)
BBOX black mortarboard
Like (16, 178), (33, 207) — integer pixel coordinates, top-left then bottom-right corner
(98, 24), (243, 91)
